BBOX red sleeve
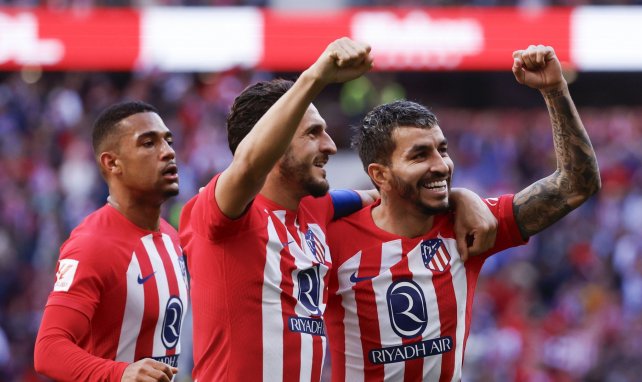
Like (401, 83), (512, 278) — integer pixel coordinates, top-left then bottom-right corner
(479, 194), (529, 260)
(45, 235), (108, 319)
(187, 173), (259, 241)
(34, 305), (128, 382)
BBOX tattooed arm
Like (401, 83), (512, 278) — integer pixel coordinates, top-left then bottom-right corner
(511, 45), (601, 240)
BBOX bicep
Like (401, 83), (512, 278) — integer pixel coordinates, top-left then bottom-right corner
(214, 166), (263, 220)
(513, 173), (573, 240)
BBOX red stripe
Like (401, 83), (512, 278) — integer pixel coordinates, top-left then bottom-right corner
(279, 212), (301, 382)
(154, 234), (180, 356)
(396, 241), (424, 382)
(357, 245), (384, 381)
(133, 239), (159, 360)
(311, 332), (323, 382)
(326, 265), (347, 382)
(431, 261), (457, 382)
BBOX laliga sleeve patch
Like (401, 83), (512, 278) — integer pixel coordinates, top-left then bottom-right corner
(53, 259), (79, 292)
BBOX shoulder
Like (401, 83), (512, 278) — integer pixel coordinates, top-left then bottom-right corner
(300, 194), (334, 216)
(160, 218), (179, 241)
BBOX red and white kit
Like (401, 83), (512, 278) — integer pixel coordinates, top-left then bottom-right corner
(181, 174), (336, 382)
(325, 195), (527, 382)
(41, 204), (189, 379)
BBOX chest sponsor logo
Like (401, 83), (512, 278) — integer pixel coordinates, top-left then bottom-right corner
(151, 354), (180, 367)
(368, 336), (453, 364)
(297, 266), (321, 315)
(161, 296), (183, 350)
(288, 316), (325, 337)
(53, 259), (79, 292)
(387, 279), (428, 339)
(420, 238), (451, 272)
(305, 228), (326, 264)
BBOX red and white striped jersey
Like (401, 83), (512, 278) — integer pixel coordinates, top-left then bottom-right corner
(325, 195), (527, 382)
(45, 204), (189, 367)
(180, 174), (335, 382)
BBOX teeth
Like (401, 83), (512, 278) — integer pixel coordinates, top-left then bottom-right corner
(424, 180), (447, 189)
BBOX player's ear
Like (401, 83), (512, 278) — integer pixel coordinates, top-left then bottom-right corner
(99, 151), (122, 176)
(367, 163), (390, 192)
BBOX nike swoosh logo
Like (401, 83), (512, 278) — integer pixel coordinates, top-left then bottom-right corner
(349, 271), (374, 284)
(137, 271), (156, 284)
(282, 240), (295, 246)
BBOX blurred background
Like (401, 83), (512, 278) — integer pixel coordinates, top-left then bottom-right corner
(1, 2), (641, 382)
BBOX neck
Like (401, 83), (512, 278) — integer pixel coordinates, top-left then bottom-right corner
(260, 171), (305, 211)
(107, 190), (163, 232)
(371, 195), (435, 238)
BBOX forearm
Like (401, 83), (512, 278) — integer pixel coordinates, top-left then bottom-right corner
(513, 85), (600, 238)
(34, 306), (128, 382)
(541, 84), (600, 204)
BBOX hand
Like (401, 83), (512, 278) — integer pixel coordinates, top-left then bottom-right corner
(512, 45), (565, 91)
(307, 37), (374, 85)
(451, 188), (498, 261)
(121, 359), (177, 382)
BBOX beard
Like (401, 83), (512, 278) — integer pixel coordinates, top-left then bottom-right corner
(279, 151), (330, 198)
(391, 173), (450, 215)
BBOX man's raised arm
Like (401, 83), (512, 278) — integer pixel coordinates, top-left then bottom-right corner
(511, 45), (601, 239)
(216, 38), (373, 219)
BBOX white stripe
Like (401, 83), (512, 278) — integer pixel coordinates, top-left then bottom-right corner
(115, 253), (143, 362)
(407, 243), (443, 380)
(337, 251), (365, 382)
(291, 229), (313, 382)
(377, 240), (405, 380)
(141, 234), (171, 357)
(293, 224), (330, 381)
(442, 237), (467, 382)
(262, 215), (285, 381)
(161, 234), (190, 354)
(434, 246), (446, 272)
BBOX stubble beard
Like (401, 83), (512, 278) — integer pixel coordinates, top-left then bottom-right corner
(279, 152), (329, 198)
(391, 174), (450, 215)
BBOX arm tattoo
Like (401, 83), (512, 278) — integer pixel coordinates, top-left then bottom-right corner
(514, 87), (600, 239)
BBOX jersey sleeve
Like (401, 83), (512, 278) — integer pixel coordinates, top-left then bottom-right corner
(45, 235), (110, 320)
(185, 173), (258, 241)
(330, 189), (363, 220)
(34, 305), (129, 382)
(481, 194), (529, 259)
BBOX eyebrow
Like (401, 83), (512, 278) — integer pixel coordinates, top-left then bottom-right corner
(304, 123), (326, 134)
(137, 131), (173, 140)
(407, 137), (448, 153)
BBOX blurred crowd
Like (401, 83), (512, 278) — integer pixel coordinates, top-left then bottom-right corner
(0, 68), (640, 382)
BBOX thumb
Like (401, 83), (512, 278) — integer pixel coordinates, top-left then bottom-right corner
(456, 235), (469, 262)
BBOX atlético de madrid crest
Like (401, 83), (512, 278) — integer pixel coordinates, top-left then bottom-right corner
(305, 228), (326, 264)
(420, 238), (451, 272)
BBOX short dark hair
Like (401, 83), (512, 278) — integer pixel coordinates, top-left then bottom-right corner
(92, 100), (158, 156)
(226, 79), (294, 155)
(352, 100), (438, 171)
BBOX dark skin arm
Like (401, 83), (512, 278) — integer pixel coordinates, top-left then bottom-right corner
(511, 45), (601, 240)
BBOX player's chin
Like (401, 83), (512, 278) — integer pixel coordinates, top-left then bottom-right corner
(306, 178), (330, 198)
(163, 183), (180, 197)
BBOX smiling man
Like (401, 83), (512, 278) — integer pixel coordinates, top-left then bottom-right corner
(324, 45), (601, 381)
(34, 101), (189, 382)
